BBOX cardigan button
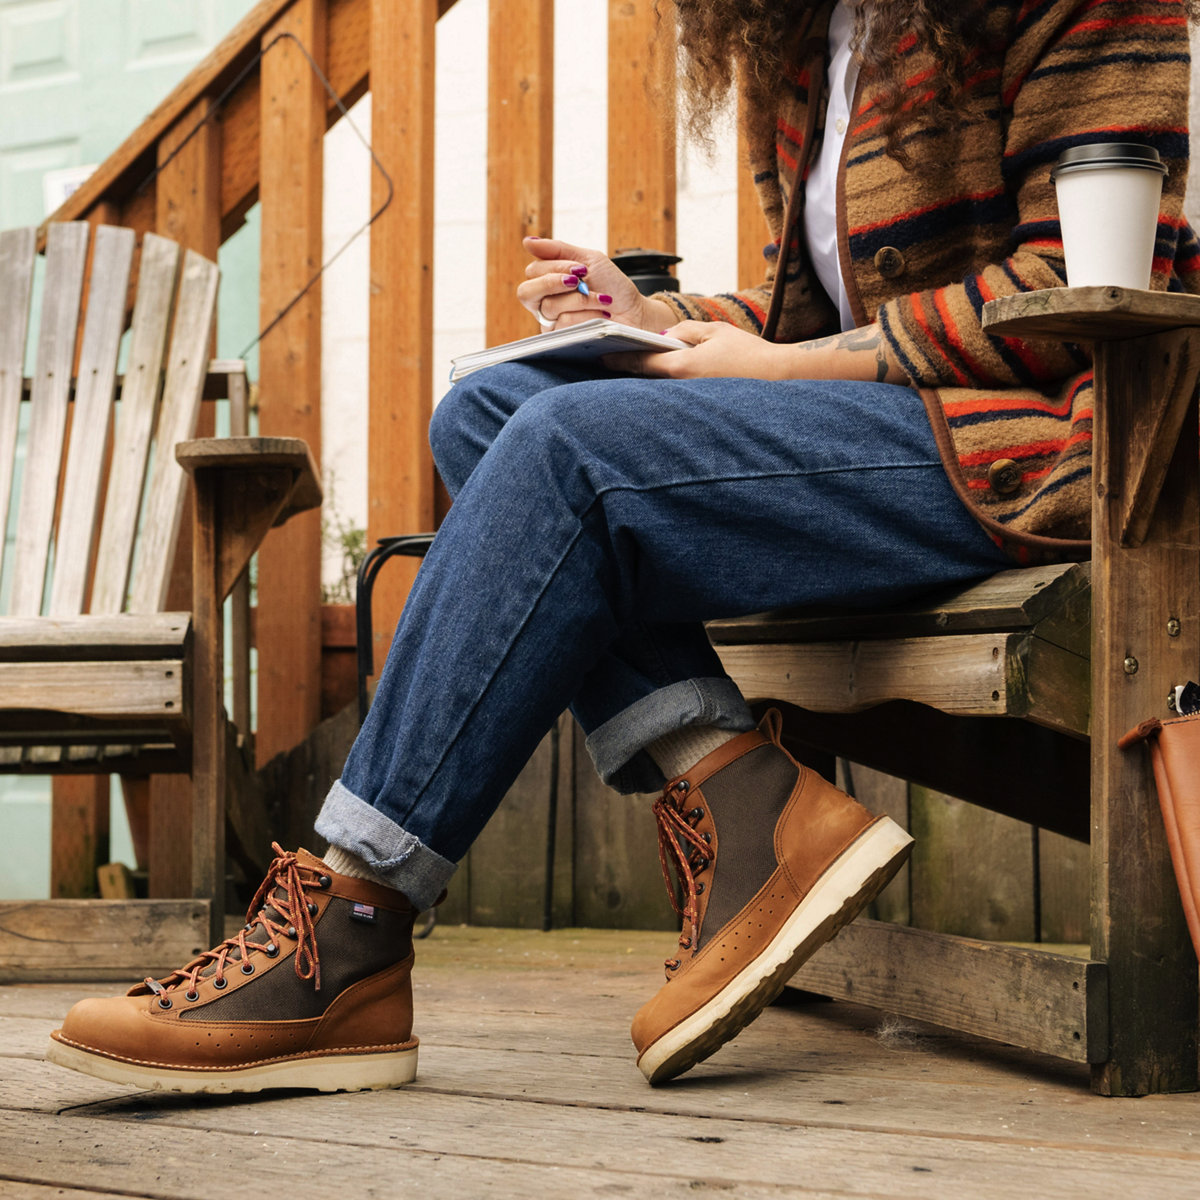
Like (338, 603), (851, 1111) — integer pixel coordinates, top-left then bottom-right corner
(874, 246), (906, 278)
(987, 459), (1022, 495)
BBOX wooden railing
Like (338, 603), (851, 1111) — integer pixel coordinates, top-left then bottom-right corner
(46, 0), (761, 773)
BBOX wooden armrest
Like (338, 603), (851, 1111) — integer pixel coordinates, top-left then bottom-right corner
(983, 286), (1200, 342)
(175, 435), (322, 524)
(177, 435), (322, 604)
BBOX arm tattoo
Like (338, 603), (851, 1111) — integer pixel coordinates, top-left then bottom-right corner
(797, 325), (893, 383)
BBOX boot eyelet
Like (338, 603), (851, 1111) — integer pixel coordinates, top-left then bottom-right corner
(680, 937), (692, 950)
(318, 874), (331, 889)
(157, 996), (172, 1010)
(677, 780), (689, 793)
(185, 989), (199, 1002)
(666, 958), (681, 971)
(702, 832), (712, 844)
(241, 962), (255, 976)
(286, 926), (296, 938)
(307, 901), (318, 916)
(265, 943), (279, 958)
(213, 977), (228, 990)
(696, 882), (706, 895)
(688, 806), (703, 822)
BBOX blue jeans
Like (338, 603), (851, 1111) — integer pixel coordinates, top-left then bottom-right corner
(315, 360), (1011, 908)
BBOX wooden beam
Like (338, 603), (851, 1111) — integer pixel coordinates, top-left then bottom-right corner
(486, 0), (554, 349)
(366, 0), (438, 658)
(0, 898), (209, 982)
(790, 919), (1108, 1065)
(255, 0), (327, 766)
(608, 0), (676, 256)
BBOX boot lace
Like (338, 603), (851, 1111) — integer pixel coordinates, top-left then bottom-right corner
(141, 844), (325, 1005)
(652, 779), (714, 975)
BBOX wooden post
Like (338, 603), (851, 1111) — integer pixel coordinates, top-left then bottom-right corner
(1090, 329), (1200, 1095)
(365, 0), (437, 656)
(142, 95), (224, 899)
(737, 118), (764, 291)
(486, 0), (554, 350)
(256, 0), (327, 765)
(50, 778), (110, 898)
(607, 0), (675, 256)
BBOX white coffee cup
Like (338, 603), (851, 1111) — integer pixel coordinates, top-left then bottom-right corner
(1051, 143), (1167, 289)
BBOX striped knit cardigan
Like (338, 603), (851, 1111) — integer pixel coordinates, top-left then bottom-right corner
(661, 0), (1200, 560)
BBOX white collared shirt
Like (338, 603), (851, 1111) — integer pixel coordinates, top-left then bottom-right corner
(803, 0), (861, 330)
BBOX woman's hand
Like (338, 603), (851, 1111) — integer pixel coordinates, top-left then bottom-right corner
(604, 320), (911, 384)
(604, 321), (795, 379)
(517, 237), (677, 332)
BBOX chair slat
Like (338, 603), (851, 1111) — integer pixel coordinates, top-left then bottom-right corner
(50, 226), (135, 616)
(0, 228), (37, 586)
(10, 223), (89, 617)
(128, 248), (218, 613)
(90, 234), (180, 614)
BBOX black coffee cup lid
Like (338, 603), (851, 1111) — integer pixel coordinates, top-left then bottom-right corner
(1051, 142), (1167, 180)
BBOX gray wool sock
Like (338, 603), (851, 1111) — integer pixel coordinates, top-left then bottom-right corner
(646, 724), (741, 783)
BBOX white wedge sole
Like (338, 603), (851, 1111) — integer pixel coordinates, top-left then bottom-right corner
(46, 1036), (418, 1094)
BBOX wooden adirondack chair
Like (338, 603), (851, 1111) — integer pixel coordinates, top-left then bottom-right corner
(0, 221), (320, 977)
(708, 287), (1200, 1096)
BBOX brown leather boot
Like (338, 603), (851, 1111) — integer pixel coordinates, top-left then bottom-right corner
(631, 712), (912, 1084)
(47, 846), (422, 1094)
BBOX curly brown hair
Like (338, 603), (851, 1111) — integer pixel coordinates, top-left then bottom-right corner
(669, 0), (1192, 164)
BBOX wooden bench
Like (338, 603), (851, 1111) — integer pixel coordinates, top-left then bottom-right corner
(0, 222), (320, 978)
(709, 286), (1200, 1097)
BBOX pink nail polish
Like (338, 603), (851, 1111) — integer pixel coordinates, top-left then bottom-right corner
(597, 294), (613, 305)
(570, 265), (588, 278)
(601, 310), (612, 318)
(562, 275), (579, 287)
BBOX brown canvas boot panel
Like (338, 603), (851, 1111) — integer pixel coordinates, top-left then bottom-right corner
(694, 741), (802, 950)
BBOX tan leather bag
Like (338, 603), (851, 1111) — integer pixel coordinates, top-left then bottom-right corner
(1119, 715), (1200, 959)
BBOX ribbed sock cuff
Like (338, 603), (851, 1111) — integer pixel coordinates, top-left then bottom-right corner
(645, 724), (741, 782)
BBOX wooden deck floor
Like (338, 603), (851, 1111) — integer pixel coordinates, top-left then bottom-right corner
(3, 924), (1199, 1198)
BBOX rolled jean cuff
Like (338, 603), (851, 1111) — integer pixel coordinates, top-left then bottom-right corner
(585, 677), (755, 795)
(314, 780), (456, 912)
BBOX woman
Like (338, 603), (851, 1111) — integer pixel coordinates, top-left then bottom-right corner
(48, 0), (1199, 1093)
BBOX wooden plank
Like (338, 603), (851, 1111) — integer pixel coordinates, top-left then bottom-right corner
(718, 633), (1010, 716)
(790, 919), (1107, 1064)
(571, 724), (676, 930)
(11, 223), (89, 617)
(468, 718), (572, 929)
(706, 563), (1086, 644)
(485, 0), (554, 350)
(1089, 330), (1200, 1095)
(909, 788), (1036, 941)
(0, 898), (208, 981)
(608, 0), (676, 255)
(255, 0), (327, 765)
(1040, 829), (1090, 944)
(49, 776), (110, 899)
(48, 227), (136, 617)
(984, 285), (1200, 341)
(91, 235), (180, 614)
(127, 250), (219, 614)
(0, 660), (184, 719)
(0, 612), (188, 658)
(365, 0), (438, 675)
(0, 227), (38, 581)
